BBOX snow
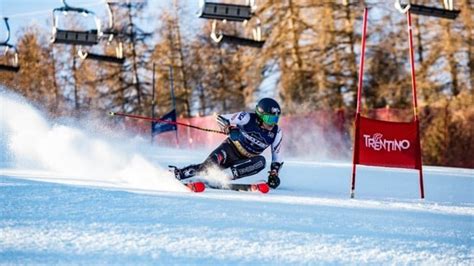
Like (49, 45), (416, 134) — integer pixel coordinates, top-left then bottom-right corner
(1, 90), (473, 264)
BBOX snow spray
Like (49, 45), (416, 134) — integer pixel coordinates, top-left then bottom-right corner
(0, 88), (187, 192)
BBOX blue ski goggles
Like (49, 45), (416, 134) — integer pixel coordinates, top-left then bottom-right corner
(256, 110), (280, 126)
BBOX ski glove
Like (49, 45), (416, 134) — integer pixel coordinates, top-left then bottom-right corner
(217, 114), (241, 138)
(267, 162), (283, 189)
(270, 162), (283, 174)
(267, 175), (280, 189)
(217, 115), (234, 134)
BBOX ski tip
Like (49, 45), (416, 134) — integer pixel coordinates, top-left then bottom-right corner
(193, 182), (206, 192)
(187, 182), (205, 193)
(108, 111), (115, 116)
(256, 183), (270, 194)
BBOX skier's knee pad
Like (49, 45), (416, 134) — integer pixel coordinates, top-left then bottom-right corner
(230, 155), (266, 179)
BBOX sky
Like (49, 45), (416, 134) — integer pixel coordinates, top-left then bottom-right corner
(0, 0), (200, 43)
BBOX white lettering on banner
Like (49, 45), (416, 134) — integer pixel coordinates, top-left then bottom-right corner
(363, 133), (411, 152)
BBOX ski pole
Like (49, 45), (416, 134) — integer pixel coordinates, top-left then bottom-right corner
(109, 111), (227, 135)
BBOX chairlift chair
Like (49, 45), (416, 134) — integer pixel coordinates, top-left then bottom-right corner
(199, 1), (253, 22)
(200, 0), (266, 48)
(0, 45), (20, 72)
(51, 0), (101, 45)
(0, 18), (20, 72)
(77, 1), (125, 64)
(395, 0), (460, 20)
(78, 41), (124, 64)
(220, 34), (264, 48)
(219, 18), (265, 48)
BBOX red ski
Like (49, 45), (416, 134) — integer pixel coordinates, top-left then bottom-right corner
(184, 181), (206, 193)
(207, 182), (270, 194)
(170, 165), (268, 193)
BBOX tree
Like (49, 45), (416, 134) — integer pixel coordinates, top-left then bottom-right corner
(0, 26), (58, 114)
(185, 22), (249, 114)
(151, 3), (191, 117)
(93, 2), (153, 115)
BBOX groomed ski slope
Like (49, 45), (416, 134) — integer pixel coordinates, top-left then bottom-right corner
(1, 90), (473, 264)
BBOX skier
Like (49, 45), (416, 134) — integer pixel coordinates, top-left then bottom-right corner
(170, 98), (283, 189)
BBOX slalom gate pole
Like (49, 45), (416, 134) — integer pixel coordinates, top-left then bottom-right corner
(109, 112), (227, 135)
(350, 7), (369, 199)
(406, 10), (425, 199)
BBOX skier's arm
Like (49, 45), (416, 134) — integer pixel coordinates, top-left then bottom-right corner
(268, 129), (283, 189)
(216, 112), (250, 133)
(271, 128), (283, 164)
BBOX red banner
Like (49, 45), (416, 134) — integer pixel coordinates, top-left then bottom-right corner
(354, 116), (421, 170)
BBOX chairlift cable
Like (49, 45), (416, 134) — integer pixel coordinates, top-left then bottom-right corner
(4, 1), (104, 19)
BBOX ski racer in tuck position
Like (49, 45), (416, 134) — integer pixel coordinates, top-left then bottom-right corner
(170, 98), (283, 189)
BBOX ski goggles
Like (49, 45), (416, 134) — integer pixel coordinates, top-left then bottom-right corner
(257, 111), (279, 126)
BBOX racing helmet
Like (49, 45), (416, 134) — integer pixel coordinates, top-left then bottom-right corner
(255, 98), (281, 126)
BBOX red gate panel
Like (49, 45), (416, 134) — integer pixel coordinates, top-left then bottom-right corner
(354, 116), (421, 170)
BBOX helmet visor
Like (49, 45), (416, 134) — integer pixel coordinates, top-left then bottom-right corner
(258, 112), (279, 125)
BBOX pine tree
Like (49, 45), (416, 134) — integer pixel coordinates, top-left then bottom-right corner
(0, 26), (58, 114)
(94, 2), (153, 115)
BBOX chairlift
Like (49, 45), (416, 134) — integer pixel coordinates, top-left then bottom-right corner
(51, 0), (101, 45)
(78, 1), (125, 64)
(199, 1), (253, 22)
(395, 0), (460, 20)
(78, 42), (124, 64)
(200, 0), (265, 48)
(219, 18), (265, 48)
(0, 18), (20, 72)
(220, 35), (264, 48)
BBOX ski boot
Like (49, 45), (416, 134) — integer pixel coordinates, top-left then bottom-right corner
(169, 165), (184, 180)
(169, 165), (197, 180)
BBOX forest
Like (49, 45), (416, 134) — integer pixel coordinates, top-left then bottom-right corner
(0, 0), (472, 167)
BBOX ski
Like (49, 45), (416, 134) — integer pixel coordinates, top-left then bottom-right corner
(183, 181), (206, 193)
(206, 182), (270, 194)
(168, 165), (268, 193)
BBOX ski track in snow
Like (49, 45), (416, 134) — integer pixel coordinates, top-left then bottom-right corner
(1, 221), (472, 264)
(1, 164), (473, 264)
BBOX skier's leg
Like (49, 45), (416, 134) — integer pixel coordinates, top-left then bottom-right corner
(202, 141), (266, 179)
(173, 140), (243, 180)
(170, 164), (198, 180)
(229, 155), (266, 179)
(200, 140), (244, 169)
